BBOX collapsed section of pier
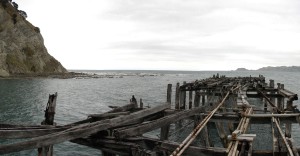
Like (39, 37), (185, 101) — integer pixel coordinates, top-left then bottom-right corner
(0, 75), (299, 156)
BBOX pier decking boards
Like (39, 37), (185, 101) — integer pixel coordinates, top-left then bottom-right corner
(0, 75), (300, 156)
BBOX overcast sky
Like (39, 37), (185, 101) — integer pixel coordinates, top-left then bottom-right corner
(15, 0), (300, 71)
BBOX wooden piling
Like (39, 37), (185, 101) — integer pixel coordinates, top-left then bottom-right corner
(130, 95), (138, 108)
(175, 83), (180, 110)
(194, 91), (200, 108)
(167, 84), (172, 108)
(189, 90), (193, 109)
(215, 122), (227, 147)
(277, 83), (284, 111)
(284, 83), (293, 139)
(285, 99), (293, 138)
(160, 84), (172, 140)
(201, 92), (206, 106)
(38, 93), (57, 156)
(140, 98), (143, 109)
(180, 81), (187, 109)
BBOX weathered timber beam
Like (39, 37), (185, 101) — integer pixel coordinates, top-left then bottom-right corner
(66, 103), (137, 126)
(0, 127), (69, 139)
(245, 113), (300, 118)
(72, 136), (300, 156)
(0, 124), (61, 130)
(88, 112), (130, 119)
(247, 88), (278, 92)
(246, 93), (283, 98)
(108, 103), (136, 113)
(170, 88), (238, 156)
(114, 107), (205, 139)
(109, 103), (170, 125)
(0, 104), (170, 154)
(273, 117), (294, 156)
(200, 114), (298, 124)
(71, 138), (131, 155)
(73, 136), (226, 156)
(256, 88), (281, 113)
(278, 88), (298, 100)
(174, 90), (283, 98)
(0, 121), (111, 154)
(160, 141), (227, 156)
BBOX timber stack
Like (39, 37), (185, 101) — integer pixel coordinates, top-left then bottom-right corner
(0, 74), (300, 156)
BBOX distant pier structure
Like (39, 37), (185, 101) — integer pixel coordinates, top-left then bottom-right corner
(0, 74), (300, 156)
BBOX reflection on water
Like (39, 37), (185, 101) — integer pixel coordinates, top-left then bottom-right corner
(0, 70), (299, 155)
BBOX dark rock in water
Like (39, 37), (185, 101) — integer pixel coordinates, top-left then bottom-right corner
(0, 1), (67, 77)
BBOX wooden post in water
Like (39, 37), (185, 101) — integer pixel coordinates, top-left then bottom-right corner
(277, 84), (293, 138)
(180, 81), (187, 109)
(194, 91), (200, 108)
(140, 98), (143, 109)
(38, 93), (57, 156)
(160, 84), (172, 140)
(277, 83), (284, 111)
(166, 84), (172, 108)
(286, 100), (292, 138)
(175, 83), (180, 110)
(270, 80), (275, 111)
(189, 90), (193, 109)
(201, 90), (206, 106)
(130, 95), (138, 108)
(264, 80), (274, 112)
(280, 84), (285, 109)
(215, 122), (227, 147)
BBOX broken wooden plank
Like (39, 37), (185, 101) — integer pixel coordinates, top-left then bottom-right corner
(0, 104), (170, 154)
(0, 127), (69, 139)
(114, 106), (204, 139)
(88, 112), (130, 119)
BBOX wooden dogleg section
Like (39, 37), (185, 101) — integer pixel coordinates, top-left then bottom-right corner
(38, 93), (57, 156)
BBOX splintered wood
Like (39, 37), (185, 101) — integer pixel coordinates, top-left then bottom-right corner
(0, 75), (299, 156)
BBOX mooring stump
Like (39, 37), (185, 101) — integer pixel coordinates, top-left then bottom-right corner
(38, 93), (57, 156)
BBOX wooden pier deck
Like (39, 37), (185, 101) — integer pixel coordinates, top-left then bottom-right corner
(0, 75), (300, 156)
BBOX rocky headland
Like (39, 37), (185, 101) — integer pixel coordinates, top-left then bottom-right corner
(0, 0), (67, 77)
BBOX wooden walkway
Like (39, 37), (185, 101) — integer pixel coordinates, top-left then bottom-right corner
(0, 74), (300, 156)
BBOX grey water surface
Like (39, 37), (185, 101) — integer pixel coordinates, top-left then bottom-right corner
(0, 70), (299, 155)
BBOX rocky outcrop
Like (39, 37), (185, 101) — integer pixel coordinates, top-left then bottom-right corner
(0, 1), (67, 77)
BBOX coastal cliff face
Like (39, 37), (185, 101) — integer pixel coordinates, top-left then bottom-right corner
(0, 1), (67, 77)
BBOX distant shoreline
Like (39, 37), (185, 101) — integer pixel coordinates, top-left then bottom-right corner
(236, 66), (300, 72)
(1, 66), (300, 79)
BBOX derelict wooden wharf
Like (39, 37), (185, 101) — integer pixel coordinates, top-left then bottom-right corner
(0, 74), (300, 156)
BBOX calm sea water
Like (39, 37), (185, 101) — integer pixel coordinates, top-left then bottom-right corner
(0, 70), (299, 155)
